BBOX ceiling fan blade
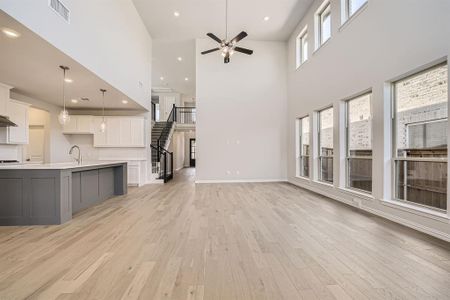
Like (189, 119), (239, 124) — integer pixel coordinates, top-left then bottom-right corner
(201, 48), (220, 55)
(224, 52), (230, 64)
(234, 47), (253, 55)
(230, 31), (248, 44)
(207, 33), (222, 44)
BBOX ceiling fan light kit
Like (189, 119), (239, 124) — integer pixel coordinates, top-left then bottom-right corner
(201, 0), (253, 63)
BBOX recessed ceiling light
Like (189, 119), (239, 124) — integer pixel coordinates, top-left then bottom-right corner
(122, 100), (128, 104)
(160, 76), (164, 81)
(177, 57), (183, 62)
(64, 78), (73, 83)
(185, 77), (189, 81)
(264, 16), (270, 21)
(1, 27), (20, 38)
(71, 99), (78, 103)
(174, 11), (180, 17)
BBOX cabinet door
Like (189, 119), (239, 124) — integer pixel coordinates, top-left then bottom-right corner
(106, 118), (121, 146)
(63, 116), (77, 133)
(119, 118), (132, 146)
(130, 118), (145, 146)
(76, 116), (93, 133)
(7, 101), (28, 144)
(93, 117), (106, 146)
(127, 162), (140, 185)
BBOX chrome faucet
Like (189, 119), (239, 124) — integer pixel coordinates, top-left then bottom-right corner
(69, 145), (82, 165)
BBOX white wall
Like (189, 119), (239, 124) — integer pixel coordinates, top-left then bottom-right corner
(168, 131), (185, 171)
(287, 0), (450, 240)
(196, 39), (288, 182)
(9, 92), (72, 163)
(0, 0), (152, 109)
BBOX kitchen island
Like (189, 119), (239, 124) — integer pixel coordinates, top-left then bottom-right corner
(0, 161), (127, 225)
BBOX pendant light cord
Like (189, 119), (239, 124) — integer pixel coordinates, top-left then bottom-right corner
(62, 68), (66, 112)
(100, 89), (106, 122)
(225, 0), (228, 40)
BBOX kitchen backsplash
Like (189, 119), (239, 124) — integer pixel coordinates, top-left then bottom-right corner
(0, 144), (21, 161)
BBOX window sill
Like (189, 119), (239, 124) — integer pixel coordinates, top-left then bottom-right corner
(314, 180), (334, 188)
(295, 59), (309, 71)
(294, 175), (311, 181)
(313, 38), (331, 55)
(338, 187), (374, 201)
(381, 199), (449, 223)
(339, 2), (369, 32)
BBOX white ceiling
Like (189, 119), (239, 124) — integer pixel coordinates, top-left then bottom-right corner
(133, 0), (314, 98)
(0, 10), (145, 110)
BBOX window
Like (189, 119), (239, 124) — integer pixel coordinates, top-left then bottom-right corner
(317, 2), (331, 47)
(348, 0), (367, 17)
(318, 107), (334, 183)
(393, 63), (448, 211)
(346, 93), (372, 193)
(296, 27), (308, 68)
(296, 116), (310, 177)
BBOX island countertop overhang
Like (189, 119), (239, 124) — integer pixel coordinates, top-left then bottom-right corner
(0, 161), (128, 170)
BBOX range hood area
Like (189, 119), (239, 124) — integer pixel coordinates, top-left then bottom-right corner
(0, 115), (17, 127)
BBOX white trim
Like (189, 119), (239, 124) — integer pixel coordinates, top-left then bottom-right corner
(362, 205), (450, 242)
(338, 187), (374, 201)
(380, 198), (449, 222)
(195, 179), (288, 184)
(289, 179), (450, 242)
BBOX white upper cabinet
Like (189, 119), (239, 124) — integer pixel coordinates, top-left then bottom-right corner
(8, 101), (29, 144)
(0, 83), (11, 116)
(93, 116), (146, 148)
(63, 115), (94, 134)
(106, 118), (121, 146)
(0, 99), (30, 145)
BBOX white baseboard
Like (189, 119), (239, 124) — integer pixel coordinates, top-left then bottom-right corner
(288, 180), (450, 242)
(195, 178), (288, 184)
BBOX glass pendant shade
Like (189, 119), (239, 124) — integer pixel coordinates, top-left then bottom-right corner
(100, 120), (106, 133)
(58, 109), (70, 125)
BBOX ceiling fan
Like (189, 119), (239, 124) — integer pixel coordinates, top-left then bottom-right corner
(201, 0), (253, 64)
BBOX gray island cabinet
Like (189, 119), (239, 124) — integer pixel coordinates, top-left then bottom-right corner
(0, 161), (127, 225)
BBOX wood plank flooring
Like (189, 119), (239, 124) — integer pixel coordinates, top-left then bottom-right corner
(0, 168), (449, 299)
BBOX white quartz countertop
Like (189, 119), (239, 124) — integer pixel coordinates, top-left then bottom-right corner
(0, 161), (127, 170)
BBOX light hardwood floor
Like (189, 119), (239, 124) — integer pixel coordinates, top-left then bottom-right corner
(0, 168), (449, 299)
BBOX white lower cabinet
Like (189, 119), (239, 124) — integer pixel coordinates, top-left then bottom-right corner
(127, 161), (140, 186)
(126, 160), (147, 186)
(94, 116), (146, 148)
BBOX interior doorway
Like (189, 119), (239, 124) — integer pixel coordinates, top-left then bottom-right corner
(24, 107), (49, 164)
(189, 138), (196, 167)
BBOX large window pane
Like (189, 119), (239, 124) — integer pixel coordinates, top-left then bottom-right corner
(395, 64), (448, 152)
(347, 93), (372, 193)
(319, 107), (334, 183)
(395, 160), (447, 210)
(394, 63), (448, 210)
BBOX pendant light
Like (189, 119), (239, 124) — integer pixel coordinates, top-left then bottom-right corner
(58, 66), (70, 125)
(99, 89), (107, 133)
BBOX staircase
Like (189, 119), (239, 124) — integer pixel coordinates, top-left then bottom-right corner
(150, 105), (196, 183)
(151, 121), (174, 162)
(151, 106), (176, 183)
